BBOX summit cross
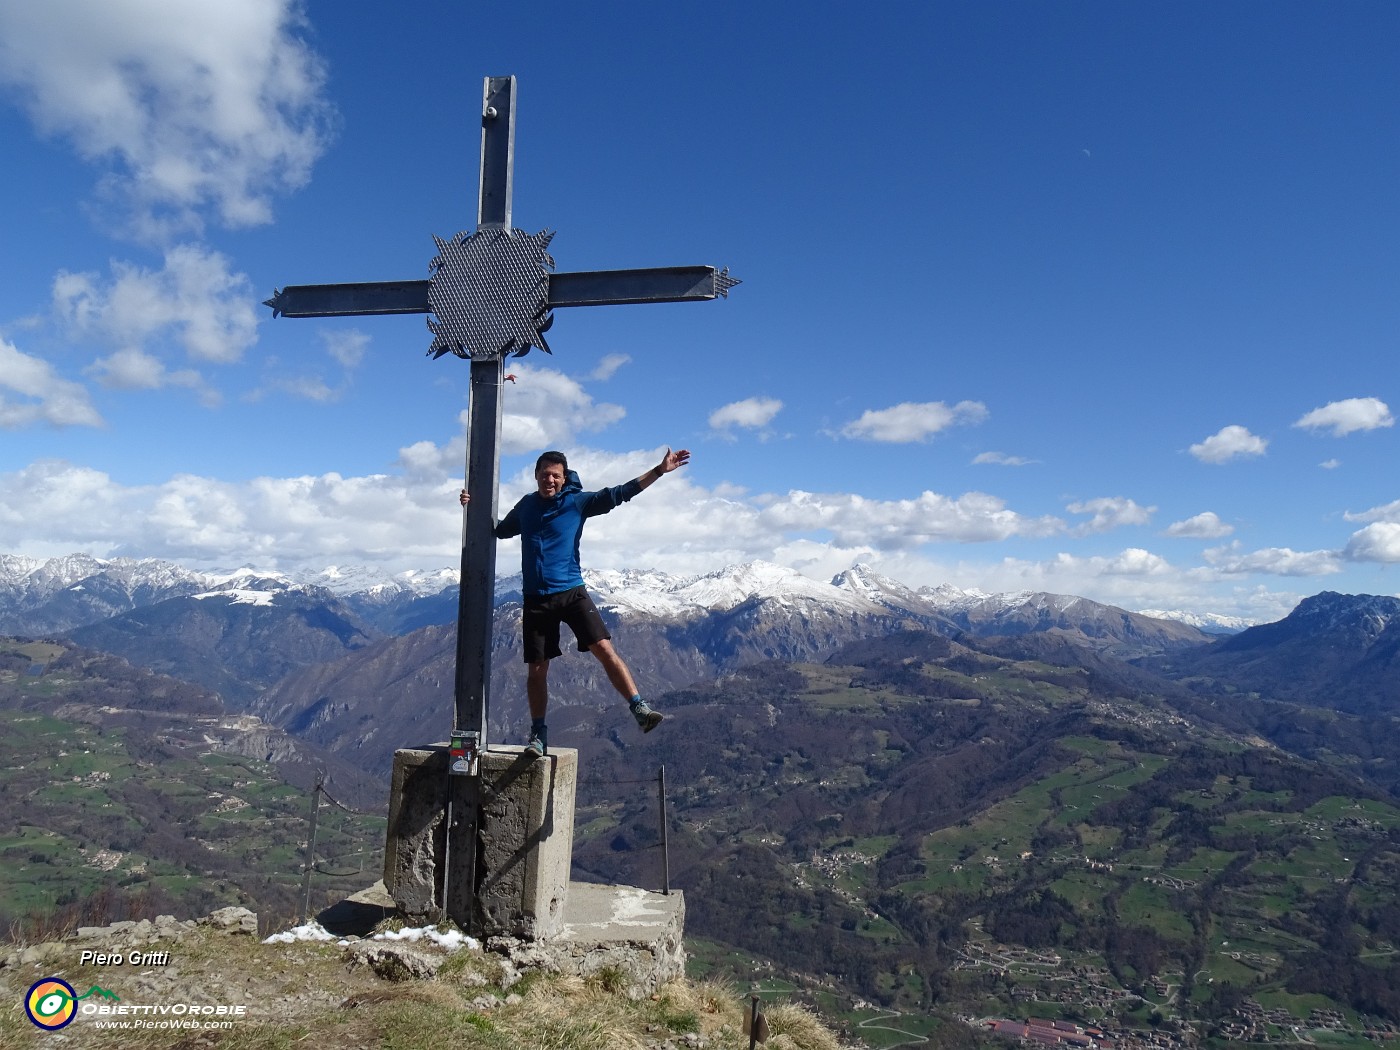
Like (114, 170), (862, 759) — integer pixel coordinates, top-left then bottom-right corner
(265, 75), (738, 766)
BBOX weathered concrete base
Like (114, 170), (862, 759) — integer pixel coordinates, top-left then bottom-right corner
(551, 881), (686, 996)
(319, 880), (686, 999)
(384, 743), (576, 939)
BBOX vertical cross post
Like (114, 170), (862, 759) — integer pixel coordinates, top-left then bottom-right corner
(455, 356), (502, 748)
(444, 77), (520, 931)
(453, 76), (517, 754)
(477, 76), (515, 230)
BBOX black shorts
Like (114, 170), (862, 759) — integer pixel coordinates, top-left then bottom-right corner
(522, 585), (611, 663)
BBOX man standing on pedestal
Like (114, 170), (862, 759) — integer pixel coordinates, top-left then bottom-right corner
(461, 446), (689, 756)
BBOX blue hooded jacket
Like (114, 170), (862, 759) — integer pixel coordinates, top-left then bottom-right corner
(494, 469), (643, 596)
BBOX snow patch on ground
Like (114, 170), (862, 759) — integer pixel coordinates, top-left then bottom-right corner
(262, 921), (481, 951)
(372, 925), (480, 951)
(263, 921), (341, 944)
(193, 589), (277, 606)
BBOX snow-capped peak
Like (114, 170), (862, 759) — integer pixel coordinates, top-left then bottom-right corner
(293, 564), (459, 599)
(831, 563), (940, 611)
(204, 567), (295, 592)
(918, 581), (988, 604)
(1138, 609), (1255, 634)
(585, 560), (881, 619)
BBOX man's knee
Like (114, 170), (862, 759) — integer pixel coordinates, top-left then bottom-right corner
(528, 659), (550, 679)
(588, 638), (615, 660)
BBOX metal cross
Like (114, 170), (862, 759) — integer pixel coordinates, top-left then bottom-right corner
(265, 75), (737, 762)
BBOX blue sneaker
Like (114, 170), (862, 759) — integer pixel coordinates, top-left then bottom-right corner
(630, 699), (663, 733)
(525, 725), (547, 758)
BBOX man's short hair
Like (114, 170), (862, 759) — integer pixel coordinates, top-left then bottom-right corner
(535, 450), (568, 474)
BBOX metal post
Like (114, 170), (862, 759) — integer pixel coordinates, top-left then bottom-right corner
(658, 765), (670, 895)
(478, 76), (516, 229)
(444, 356), (502, 935)
(454, 355), (503, 745)
(300, 775), (323, 923)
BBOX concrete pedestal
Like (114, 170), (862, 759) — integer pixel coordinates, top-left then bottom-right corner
(384, 743), (576, 939)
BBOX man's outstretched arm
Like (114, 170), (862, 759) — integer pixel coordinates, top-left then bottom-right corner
(634, 447), (690, 493)
(580, 447), (690, 518)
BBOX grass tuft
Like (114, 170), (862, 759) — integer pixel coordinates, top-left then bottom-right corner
(763, 1000), (847, 1050)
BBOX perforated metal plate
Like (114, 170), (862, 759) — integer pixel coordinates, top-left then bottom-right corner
(426, 227), (555, 360)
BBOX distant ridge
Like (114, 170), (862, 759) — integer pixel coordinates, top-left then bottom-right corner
(1160, 590), (1400, 716)
(0, 551), (1251, 639)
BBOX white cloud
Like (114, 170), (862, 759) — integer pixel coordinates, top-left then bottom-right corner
(0, 0), (334, 240)
(1100, 548), (1174, 576)
(0, 452), (1065, 575)
(86, 346), (216, 406)
(0, 460), (135, 554)
(840, 400), (987, 443)
(757, 489), (1062, 549)
(0, 339), (104, 429)
(1293, 397), (1394, 437)
(87, 347), (170, 390)
(1343, 523), (1400, 563)
(247, 328), (369, 403)
(1203, 543), (1341, 577)
(888, 549), (1301, 623)
(0, 451), (1334, 625)
(995, 549), (1175, 583)
(1163, 511), (1233, 539)
(1066, 497), (1154, 535)
(320, 329), (370, 369)
(1338, 502), (1400, 571)
(708, 396), (783, 434)
(973, 451), (1034, 467)
(248, 373), (342, 404)
(497, 460), (1064, 574)
(497, 364), (625, 455)
(0, 458), (458, 569)
(1345, 499), (1400, 525)
(396, 441), (447, 480)
(398, 362), (628, 477)
(589, 354), (631, 381)
(1189, 425), (1268, 464)
(53, 244), (259, 364)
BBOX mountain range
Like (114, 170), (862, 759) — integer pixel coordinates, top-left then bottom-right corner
(8, 552), (1398, 782)
(0, 551), (1250, 640)
(7, 550), (1400, 1031)
(1, 553), (1231, 769)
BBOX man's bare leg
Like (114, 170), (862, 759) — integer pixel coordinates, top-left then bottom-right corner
(588, 638), (638, 699)
(526, 660), (550, 755)
(527, 660), (550, 720)
(590, 639), (662, 732)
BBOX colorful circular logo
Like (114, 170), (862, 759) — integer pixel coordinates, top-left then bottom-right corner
(26, 978), (77, 1030)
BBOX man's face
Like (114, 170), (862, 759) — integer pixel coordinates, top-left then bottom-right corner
(535, 463), (566, 498)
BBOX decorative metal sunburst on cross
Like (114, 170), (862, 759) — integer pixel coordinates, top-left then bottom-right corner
(426, 227), (557, 360)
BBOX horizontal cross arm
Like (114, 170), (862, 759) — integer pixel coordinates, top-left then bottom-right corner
(264, 281), (431, 318)
(547, 266), (740, 307)
(264, 265), (740, 320)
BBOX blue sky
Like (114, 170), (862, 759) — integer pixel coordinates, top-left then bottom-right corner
(1, 0), (1398, 622)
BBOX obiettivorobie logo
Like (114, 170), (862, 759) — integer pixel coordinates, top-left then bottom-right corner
(24, 977), (248, 1032)
(25, 978), (120, 1030)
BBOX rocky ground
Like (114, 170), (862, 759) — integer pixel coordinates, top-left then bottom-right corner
(1, 904), (847, 1049)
